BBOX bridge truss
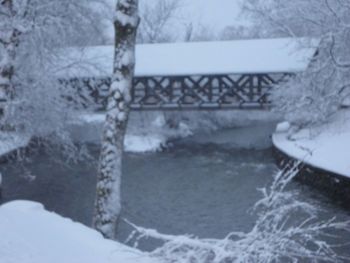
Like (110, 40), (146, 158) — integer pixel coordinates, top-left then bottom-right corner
(63, 73), (292, 110)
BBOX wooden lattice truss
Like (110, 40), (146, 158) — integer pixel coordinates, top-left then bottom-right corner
(61, 73), (292, 110)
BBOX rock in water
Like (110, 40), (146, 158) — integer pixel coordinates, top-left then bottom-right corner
(275, 122), (291, 133)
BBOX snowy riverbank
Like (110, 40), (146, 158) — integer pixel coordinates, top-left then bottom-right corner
(272, 109), (350, 178)
(0, 112), (191, 157)
(70, 110), (281, 153)
(70, 112), (192, 153)
(0, 110), (278, 157)
(0, 132), (31, 158)
(0, 201), (157, 263)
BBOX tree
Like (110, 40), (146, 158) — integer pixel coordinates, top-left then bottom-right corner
(243, 0), (350, 126)
(0, 0), (19, 106)
(137, 0), (182, 43)
(220, 25), (264, 40)
(0, 172), (2, 203)
(0, 0), (106, 152)
(93, 0), (140, 239)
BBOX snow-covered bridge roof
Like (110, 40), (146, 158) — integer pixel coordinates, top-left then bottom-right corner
(58, 38), (319, 78)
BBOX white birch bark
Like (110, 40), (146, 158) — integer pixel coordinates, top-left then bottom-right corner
(93, 0), (139, 239)
(0, 0), (18, 108)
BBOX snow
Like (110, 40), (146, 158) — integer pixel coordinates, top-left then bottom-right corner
(125, 134), (166, 153)
(275, 121), (291, 133)
(78, 112), (106, 124)
(57, 38), (319, 78)
(342, 95), (350, 107)
(0, 200), (158, 263)
(273, 109), (350, 178)
(0, 132), (30, 157)
(69, 112), (192, 153)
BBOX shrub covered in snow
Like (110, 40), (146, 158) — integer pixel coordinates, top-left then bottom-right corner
(0, 0), (107, 160)
(244, 1), (350, 127)
(271, 53), (342, 127)
(127, 165), (350, 263)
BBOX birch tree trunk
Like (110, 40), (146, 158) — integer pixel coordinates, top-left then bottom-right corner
(0, 0), (18, 112)
(93, 0), (139, 239)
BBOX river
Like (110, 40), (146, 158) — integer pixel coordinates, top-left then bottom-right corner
(1, 124), (350, 258)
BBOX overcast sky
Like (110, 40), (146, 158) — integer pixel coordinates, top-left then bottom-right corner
(180, 0), (244, 30)
(104, 0), (246, 42)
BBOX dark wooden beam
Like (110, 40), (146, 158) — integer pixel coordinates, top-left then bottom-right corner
(61, 73), (293, 111)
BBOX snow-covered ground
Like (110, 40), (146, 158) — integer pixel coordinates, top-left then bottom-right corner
(273, 109), (350, 178)
(0, 132), (30, 157)
(69, 112), (192, 153)
(0, 201), (157, 263)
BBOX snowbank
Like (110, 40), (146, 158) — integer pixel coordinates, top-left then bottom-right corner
(125, 134), (166, 153)
(0, 200), (158, 263)
(69, 112), (191, 153)
(0, 132), (30, 157)
(272, 109), (350, 178)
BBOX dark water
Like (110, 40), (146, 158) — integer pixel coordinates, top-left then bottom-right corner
(1, 145), (275, 234)
(1, 138), (350, 257)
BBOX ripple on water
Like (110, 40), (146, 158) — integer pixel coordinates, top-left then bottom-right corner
(1, 143), (350, 255)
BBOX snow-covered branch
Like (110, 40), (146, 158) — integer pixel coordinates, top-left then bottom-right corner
(125, 165), (350, 262)
(244, 0), (350, 127)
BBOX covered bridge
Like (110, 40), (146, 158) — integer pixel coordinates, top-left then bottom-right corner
(59, 38), (319, 110)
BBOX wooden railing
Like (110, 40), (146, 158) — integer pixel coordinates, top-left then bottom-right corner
(61, 73), (292, 110)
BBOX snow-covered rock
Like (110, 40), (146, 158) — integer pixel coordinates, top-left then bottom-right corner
(125, 135), (166, 153)
(275, 121), (291, 133)
(0, 200), (158, 263)
(273, 109), (350, 178)
(69, 112), (192, 153)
